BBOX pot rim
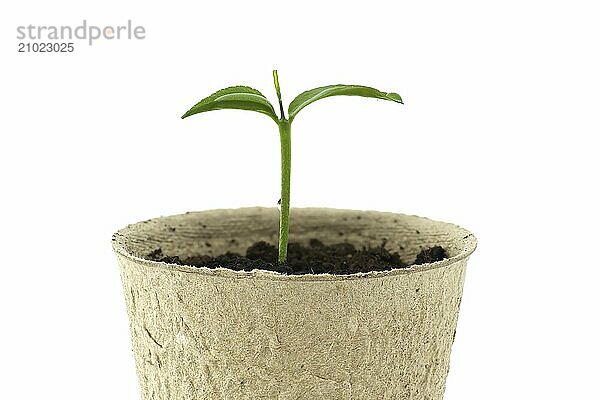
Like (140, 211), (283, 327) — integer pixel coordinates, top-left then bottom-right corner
(112, 207), (477, 282)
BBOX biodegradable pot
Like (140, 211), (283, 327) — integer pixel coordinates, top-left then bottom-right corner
(113, 208), (477, 400)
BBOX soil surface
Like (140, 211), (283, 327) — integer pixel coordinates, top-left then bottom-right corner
(146, 240), (448, 275)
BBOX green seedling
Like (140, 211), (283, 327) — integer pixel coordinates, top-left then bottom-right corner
(182, 71), (403, 263)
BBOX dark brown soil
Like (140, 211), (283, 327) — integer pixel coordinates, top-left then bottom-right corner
(146, 240), (447, 275)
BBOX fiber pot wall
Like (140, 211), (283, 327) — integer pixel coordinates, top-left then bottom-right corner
(113, 208), (477, 400)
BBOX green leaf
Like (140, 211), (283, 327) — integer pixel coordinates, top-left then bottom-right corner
(181, 86), (278, 122)
(288, 85), (403, 121)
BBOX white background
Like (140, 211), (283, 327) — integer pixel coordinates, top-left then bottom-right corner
(1, 1), (599, 398)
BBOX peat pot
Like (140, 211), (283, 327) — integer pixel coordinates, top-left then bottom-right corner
(112, 208), (477, 400)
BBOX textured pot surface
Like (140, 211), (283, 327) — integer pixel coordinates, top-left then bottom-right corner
(113, 208), (477, 400)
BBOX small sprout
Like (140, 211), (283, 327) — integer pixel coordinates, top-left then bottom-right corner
(182, 71), (403, 264)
